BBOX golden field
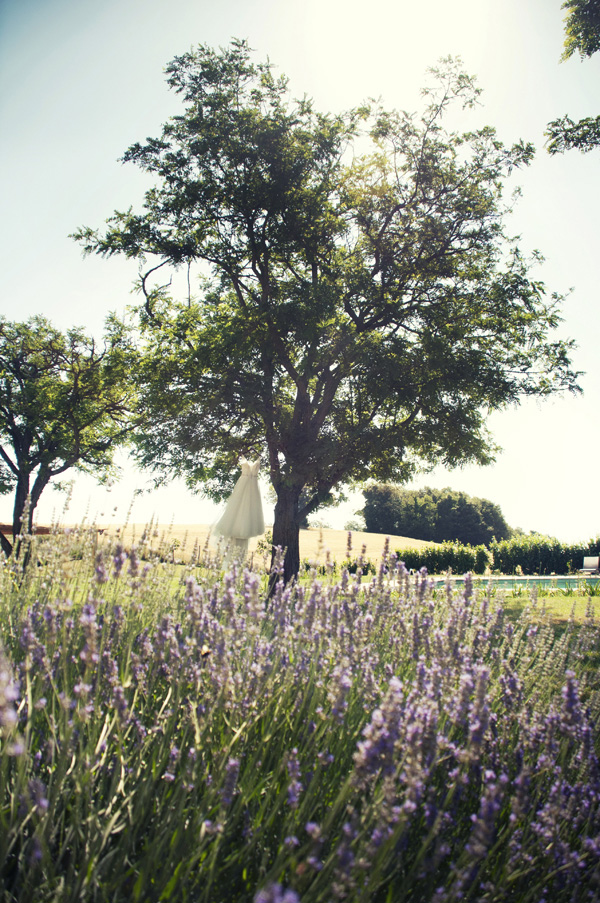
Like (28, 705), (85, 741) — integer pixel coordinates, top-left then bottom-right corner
(95, 523), (436, 564)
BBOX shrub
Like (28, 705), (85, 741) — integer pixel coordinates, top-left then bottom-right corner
(395, 536), (600, 577)
(490, 534), (600, 575)
(396, 542), (492, 574)
(0, 528), (599, 901)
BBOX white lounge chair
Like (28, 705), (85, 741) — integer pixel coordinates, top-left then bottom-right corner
(580, 556), (600, 575)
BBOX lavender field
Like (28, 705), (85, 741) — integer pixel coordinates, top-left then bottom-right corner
(1, 527), (599, 902)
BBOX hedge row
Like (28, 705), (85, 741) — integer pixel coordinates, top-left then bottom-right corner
(396, 542), (492, 575)
(489, 534), (600, 575)
(395, 535), (600, 576)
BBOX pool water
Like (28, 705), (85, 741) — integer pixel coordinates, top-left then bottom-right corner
(431, 575), (600, 592)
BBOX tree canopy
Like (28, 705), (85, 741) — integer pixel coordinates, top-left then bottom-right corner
(0, 316), (135, 555)
(561, 0), (600, 60)
(546, 114), (600, 154)
(363, 484), (512, 546)
(75, 41), (580, 582)
(547, 0), (600, 153)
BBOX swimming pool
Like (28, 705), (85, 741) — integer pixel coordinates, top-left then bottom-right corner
(430, 575), (600, 592)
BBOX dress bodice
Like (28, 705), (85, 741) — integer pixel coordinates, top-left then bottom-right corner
(240, 458), (261, 478)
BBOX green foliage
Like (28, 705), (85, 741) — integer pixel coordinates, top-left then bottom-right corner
(546, 114), (600, 153)
(561, 0), (600, 59)
(395, 534), (600, 576)
(489, 533), (600, 575)
(344, 515), (367, 532)
(0, 316), (135, 548)
(364, 484), (511, 545)
(547, 0), (600, 152)
(75, 40), (580, 582)
(396, 541), (492, 574)
(300, 556), (377, 576)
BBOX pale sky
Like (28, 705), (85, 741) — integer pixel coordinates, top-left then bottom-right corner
(0, 0), (599, 541)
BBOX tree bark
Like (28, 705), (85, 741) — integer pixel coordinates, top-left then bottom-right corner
(269, 485), (302, 590)
(0, 530), (12, 557)
(29, 468), (51, 533)
(13, 473), (30, 539)
(11, 469), (49, 561)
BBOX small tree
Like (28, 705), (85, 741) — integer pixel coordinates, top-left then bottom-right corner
(0, 316), (135, 555)
(75, 42), (579, 584)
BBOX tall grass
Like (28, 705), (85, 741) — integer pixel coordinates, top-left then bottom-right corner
(1, 527), (599, 902)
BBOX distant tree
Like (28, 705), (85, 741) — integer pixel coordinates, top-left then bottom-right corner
(363, 485), (512, 546)
(344, 515), (367, 533)
(75, 41), (579, 585)
(0, 316), (135, 556)
(547, 0), (600, 153)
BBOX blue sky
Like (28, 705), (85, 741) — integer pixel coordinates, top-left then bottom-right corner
(0, 0), (599, 540)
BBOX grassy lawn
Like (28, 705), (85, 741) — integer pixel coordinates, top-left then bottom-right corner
(498, 591), (600, 624)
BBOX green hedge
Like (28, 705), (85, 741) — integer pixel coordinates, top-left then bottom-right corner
(396, 542), (492, 575)
(489, 534), (600, 575)
(395, 535), (600, 575)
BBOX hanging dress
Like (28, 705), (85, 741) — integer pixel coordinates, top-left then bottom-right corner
(214, 458), (264, 560)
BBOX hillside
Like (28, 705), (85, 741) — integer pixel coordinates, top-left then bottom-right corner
(95, 523), (437, 564)
(1, 521), (438, 564)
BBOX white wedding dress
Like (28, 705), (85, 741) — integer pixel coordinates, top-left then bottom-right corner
(215, 458), (264, 560)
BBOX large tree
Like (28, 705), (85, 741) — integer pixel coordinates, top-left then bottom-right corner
(75, 41), (579, 583)
(0, 316), (134, 556)
(546, 0), (600, 153)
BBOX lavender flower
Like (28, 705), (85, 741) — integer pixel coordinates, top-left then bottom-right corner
(128, 546), (140, 578)
(79, 602), (99, 666)
(112, 543), (128, 577)
(111, 684), (129, 722)
(305, 822), (321, 840)
(560, 670), (584, 735)
(221, 757), (240, 807)
(27, 779), (49, 814)
(467, 665), (491, 755)
(94, 551), (109, 584)
(254, 883), (300, 903)
(333, 821), (357, 895)
(286, 747), (303, 809)
(328, 664), (352, 723)
(353, 677), (404, 783)
(0, 645), (19, 729)
(243, 570), (264, 623)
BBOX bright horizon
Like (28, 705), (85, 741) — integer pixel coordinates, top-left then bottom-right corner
(1, 0), (599, 542)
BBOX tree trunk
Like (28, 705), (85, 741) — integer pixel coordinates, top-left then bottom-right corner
(11, 468), (49, 540)
(269, 485), (302, 589)
(0, 530), (12, 557)
(12, 470), (48, 561)
(12, 473), (31, 540)
(29, 469), (50, 533)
